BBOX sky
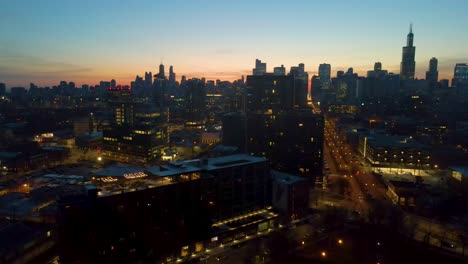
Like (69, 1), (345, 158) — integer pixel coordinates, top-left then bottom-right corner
(1, 0), (468, 88)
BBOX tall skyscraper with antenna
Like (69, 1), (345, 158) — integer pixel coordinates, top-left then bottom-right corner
(400, 24), (416, 80)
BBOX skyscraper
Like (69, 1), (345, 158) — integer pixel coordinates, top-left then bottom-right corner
(169, 66), (176, 82)
(158, 63), (165, 79)
(290, 63), (308, 107)
(400, 24), (416, 80)
(144, 72), (152, 88)
(453, 63), (468, 89)
(318, 63), (331, 89)
(425, 57), (438, 91)
(253, 59), (267, 75)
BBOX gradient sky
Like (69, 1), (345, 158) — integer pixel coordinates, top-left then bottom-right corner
(1, 0), (468, 88)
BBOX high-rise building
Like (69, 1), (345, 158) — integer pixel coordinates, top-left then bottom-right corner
(367, 62), (388, 78)
(158, 63), (165, 79)
(319, 63), (331, 89)
(374, 62), (382, 71)
(290, 63), (308, 107)
(311, 75), (322, 102)
(400, 24), (416, 80)
(425, 57), (438, 91)
(453, 63), (468, 93)
(274, 65), (286, 75)
(110, 79), (116, 89)
(185, 78), (206, 122)
(253, 59), (267, 75)
(0, 83), (5, 96)
(144, 72), (152, 88)
(246, 74), (295, 112)
(103, 87), (167, 162)
(169, 66), (176, 82)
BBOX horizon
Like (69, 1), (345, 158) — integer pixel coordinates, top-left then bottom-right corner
(1, 0), (468, 88)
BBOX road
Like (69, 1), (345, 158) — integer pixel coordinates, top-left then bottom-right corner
(324, 115), (468, 257)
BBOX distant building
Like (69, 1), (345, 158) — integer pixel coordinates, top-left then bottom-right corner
(253, 59), (267, 75)
(318, 63), (331, 89)
(289, 63), (308, 107)
(425, 57), (438, 92)
(185, 78), (206, 122)
(0, 83), (5, 96)
(158, 63), (165, 79)
(273, 65), (286, 76)
(169, 65), (176, 82)
(453, 63), (468, 93)
(400, 24), (416, 80)
(103, 88), (167, 162)
(311, 75), (322, 102)
(367, 62), (388, 78)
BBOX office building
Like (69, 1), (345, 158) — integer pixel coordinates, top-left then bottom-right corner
(57, 154), (278, 263)
(319, 63), (331, 89)
(425, 57), (438, 92)
(103, 87), (167, 162)
(400, 24), (416, 80)
(290, 63), (308, 107)
(274, 65), (286, 76)
(453, 63), (468, 90)
(169, 65), (176, 82)
(185, 78), (206, 122)
(359, 134), (431, 171)
(246, 74), (295, 112)
(158, 63), (165, 79)
(223, 110), (324, 182)
(253, 59), (267, 75)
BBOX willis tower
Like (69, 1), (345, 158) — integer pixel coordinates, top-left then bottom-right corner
(400, 24), (416, 80)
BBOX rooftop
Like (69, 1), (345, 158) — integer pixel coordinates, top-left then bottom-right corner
(271, 170), (307, 185)
(95, 164), (146, 179)
(451, 166), (468, 176)
(366, 134), (427, 149)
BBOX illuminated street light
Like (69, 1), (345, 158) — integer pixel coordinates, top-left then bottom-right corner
(338, 239), (343, 245)
(97, 156), (102, 161)
(321, 251), (327, 257)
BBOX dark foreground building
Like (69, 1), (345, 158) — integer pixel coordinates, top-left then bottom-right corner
(57, 154), (291, 263)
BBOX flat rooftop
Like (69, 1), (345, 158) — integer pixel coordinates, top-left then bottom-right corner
(366, 135), (427, 149)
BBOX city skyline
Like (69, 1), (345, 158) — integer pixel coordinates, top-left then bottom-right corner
(1, 0), (468, 87)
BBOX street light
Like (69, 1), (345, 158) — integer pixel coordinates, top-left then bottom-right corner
(321, 251), (327, 257)
(338, 239), (343, 245)
(97, 156), (102, 162)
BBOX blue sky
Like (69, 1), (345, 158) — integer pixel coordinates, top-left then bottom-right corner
(1, 0), (467, 87)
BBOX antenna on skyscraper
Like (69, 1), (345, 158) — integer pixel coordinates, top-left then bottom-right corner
(410, 22), (413, 34)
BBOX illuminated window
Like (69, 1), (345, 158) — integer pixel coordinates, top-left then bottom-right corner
(310, 137), (314, 142)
